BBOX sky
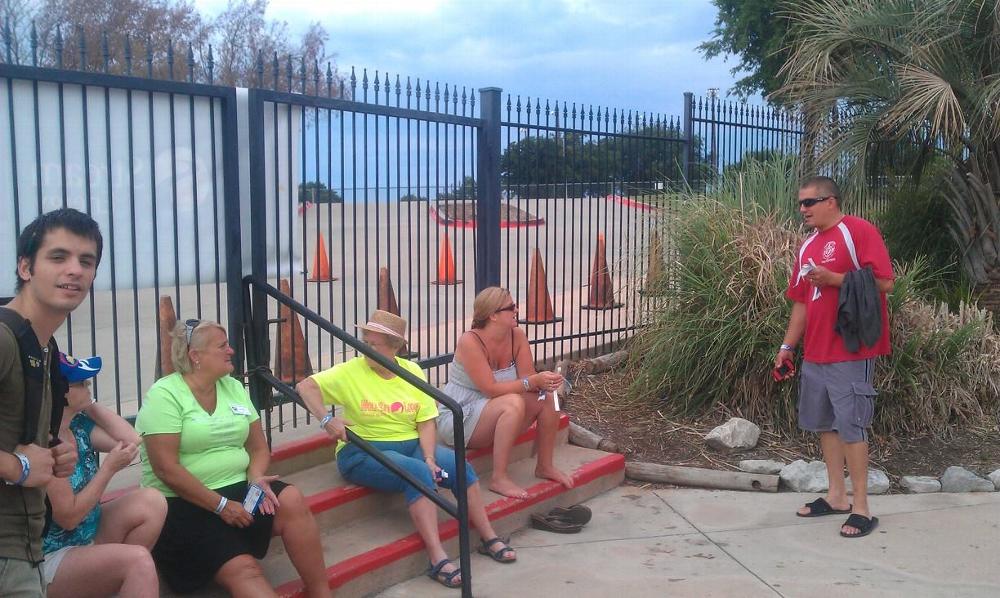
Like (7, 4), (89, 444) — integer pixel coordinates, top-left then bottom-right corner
(193, 0), (748, 121)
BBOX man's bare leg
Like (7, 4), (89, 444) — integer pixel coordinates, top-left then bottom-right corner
(842, 440), (871, 535)
(797, 431), (850, 515)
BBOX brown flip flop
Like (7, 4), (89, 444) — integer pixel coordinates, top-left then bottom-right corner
(530, 512), (584, 533)
(547, 504), (592, 525)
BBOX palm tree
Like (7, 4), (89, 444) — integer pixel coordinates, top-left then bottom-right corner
(775, 0), (1000, 297)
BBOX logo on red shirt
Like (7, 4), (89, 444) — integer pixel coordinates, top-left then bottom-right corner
(822, 241), (836, 262)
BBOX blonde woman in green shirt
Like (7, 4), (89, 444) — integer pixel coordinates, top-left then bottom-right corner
(136, 320), (331, 597)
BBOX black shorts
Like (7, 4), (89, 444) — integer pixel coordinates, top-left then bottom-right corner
(152, 480), (289, 594)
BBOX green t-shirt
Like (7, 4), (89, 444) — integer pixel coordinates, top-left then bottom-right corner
(310, 356), (438, 453)
(136, 372), (259, 496)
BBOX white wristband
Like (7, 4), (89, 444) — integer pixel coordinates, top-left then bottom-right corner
(320, 414), (334, 429)
(215, 496), (229, 514)
(5, 452), (30, 486)
(780, 343), (795, 353)
(521, 377), (530, 391)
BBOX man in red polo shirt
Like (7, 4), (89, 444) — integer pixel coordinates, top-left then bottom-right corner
(775, 176), (894, 538)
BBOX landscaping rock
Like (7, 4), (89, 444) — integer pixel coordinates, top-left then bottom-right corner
(779, 460), (829, 492)
(989, 469), (1000, 491)
(704, 418), (760, 453)
(900, 476), (941, 493)
(940, 466), (995, 492)
(845, 469), (891, 495)
(738, 459), (784, 475)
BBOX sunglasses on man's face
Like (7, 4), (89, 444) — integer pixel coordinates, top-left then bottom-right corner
(495, 303), (517, 313)
(798, 196), (835, 208)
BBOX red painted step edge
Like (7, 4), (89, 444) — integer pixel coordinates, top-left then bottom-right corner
(275, 452), (625, 597)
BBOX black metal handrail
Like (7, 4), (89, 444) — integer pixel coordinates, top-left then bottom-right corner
(241, 275), (473, 597)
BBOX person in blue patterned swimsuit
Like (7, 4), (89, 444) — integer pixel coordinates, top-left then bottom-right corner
(41, 354), (167, 598)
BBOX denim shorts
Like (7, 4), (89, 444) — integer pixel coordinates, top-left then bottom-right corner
(336, 438), (478, 505)
(798, 358), (877, 443)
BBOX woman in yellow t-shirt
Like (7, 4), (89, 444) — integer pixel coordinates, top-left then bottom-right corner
(297, 310), (516, 589)
(136, 320), (330, 597)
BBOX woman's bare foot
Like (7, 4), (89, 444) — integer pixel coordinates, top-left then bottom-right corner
(489, 475), (528, 499)
(535, 465), (574, 489)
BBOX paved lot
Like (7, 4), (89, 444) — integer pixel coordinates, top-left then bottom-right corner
(378, 485), (1000, 598)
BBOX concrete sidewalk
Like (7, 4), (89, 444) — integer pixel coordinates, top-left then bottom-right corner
(377, 486), (1000, 598)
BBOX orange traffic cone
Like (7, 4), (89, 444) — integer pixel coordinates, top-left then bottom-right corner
(274, 279), (313, 383)
(520, 248), (562, 324)
(431, 234), (463, 285)
(642, 229), (668, 296)
(307, 233), (337, 282)
(378, 266), (400, 316)
(582, 233), (623, 310)
(157, 296), (177, 377)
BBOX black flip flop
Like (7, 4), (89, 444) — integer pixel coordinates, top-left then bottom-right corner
(530, 512), (584, 533)
(548, 504), (592, 525)
(796, 497), (852, 518)
(840, 514), (879, 538)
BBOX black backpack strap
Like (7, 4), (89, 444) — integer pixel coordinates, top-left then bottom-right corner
(48, 338), (67, 442)
(0, 307), (54, 445)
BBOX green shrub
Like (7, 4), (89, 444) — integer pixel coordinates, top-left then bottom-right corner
(876, 176), (972, 307)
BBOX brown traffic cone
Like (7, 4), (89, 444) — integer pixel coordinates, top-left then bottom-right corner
(378, 266), (400, 316)
(431, 234), (463, 285)
(307, 232), (337, 282)
(582, 233), (623, 310)
(642, 229), (668, 296)
(157, 296), (177, 377)
(378, 266), (418, 358)
(519, 248), (562, 324)
(274, 279), (313, 383)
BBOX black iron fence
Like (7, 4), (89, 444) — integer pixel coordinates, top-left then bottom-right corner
(2, 29), (893, 430)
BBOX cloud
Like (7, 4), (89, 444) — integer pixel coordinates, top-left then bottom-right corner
(195, 0), (743, 116)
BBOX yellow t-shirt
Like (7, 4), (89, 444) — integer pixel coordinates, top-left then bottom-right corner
(310, 356), (438, 453)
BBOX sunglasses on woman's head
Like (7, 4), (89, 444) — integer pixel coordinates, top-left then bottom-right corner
(798, 196), (835, 208)
(495, 303), (517, 313)
(184, 319), (200, 346)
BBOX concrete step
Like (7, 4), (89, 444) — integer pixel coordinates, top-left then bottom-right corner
(270, 444), (625, 597)
(156, 413), (624, 597)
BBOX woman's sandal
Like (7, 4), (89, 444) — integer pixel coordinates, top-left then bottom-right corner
(427, 558), (462, 588)
(478, 536), (516, 563)
(530, 512), (584, 533)
(548, 504), (592, 525)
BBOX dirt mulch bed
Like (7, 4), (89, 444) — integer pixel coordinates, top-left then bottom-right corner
(563, 369), (1000, 490)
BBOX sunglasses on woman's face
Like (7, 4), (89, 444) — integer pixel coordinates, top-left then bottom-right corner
(798, 196), (834, 208)
(495, 303), (517, 313)
(184, 319), (200, 346)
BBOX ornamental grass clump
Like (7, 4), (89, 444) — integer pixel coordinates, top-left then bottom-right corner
(629, 164), (1000, 437)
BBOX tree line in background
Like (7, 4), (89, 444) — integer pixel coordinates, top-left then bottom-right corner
(0, 0), (344, 93)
